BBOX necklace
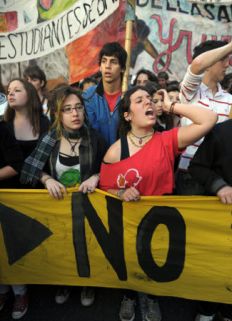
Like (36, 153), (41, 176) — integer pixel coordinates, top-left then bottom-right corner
(130, 130), (154, 145)
(128, 133), (151, 148)
(66, 138), (80, 156)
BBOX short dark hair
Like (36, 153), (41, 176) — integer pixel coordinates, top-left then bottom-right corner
(133, 69), (158, 86)
(99, 42), (127, 70)
(145, 81), (161, 96)
(23, 65), (47, 89)
(192, 40), (228, 60)
(167, 82), (180, 93)
(157, 71), (169, 80)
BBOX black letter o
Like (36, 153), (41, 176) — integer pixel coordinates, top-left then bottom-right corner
(137, 206), (186, 282)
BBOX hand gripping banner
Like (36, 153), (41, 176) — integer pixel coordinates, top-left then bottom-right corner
(0, 188), (232, 304)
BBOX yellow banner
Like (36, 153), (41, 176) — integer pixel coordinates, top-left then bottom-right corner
(0, 188), (232, 304)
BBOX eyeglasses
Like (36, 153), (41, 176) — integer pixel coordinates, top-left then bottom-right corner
(62, 105), (84, 114)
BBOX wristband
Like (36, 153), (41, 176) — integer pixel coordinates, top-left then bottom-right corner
(43, 176), (52, 186)
(117, 189), (125, 199)
(169, 101), (177, 114)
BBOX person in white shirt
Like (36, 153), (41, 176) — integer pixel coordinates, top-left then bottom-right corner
(176, 39), (232, 321)
(176, 40), (232, 196)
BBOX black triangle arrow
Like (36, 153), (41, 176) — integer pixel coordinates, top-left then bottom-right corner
(0, 202), (52, 265)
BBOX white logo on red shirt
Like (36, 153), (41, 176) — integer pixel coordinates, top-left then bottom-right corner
(117, 168), (142, 189)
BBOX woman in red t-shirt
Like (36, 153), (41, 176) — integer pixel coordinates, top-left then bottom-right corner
(99, 85), (217, 321)
(100, 86), (217, 201)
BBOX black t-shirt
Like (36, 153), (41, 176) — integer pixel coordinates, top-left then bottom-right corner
(4, 115), (50, 188)
(0, 121), (23, 188)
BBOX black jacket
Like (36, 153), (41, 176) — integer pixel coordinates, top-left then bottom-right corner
(189, 120), (232, 195)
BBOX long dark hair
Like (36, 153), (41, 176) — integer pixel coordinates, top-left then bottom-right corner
(119, 85), (150, 135)
(4, 78), (41, 136)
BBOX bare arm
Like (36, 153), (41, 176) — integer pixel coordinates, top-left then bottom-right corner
(190, 41), (232, 75)
(159, 90), (218, 149)
(176, 104), (217, 149)
(0, 166), (18, 180)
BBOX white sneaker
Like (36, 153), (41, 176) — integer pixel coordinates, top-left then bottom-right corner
(195, 314), (215, 321)
(119, 296), (136, 321)
(80, 287), (95, 307)
(11, 294), (28, 320)
(55, 287), (70, 304)
(145, 297), (161, 321)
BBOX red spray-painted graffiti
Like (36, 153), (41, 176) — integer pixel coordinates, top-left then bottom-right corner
(151, 14), (232, 74)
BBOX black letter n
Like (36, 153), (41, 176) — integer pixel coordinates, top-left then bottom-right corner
(72, 192), (127, 280)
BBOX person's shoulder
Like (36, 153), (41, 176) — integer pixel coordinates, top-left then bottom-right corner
(214, 119), (232, 132)
(0, 120), (7, 130)
(220, 89), (232, 102)
(159, 127), (178, 141)
(103, 139), (121, 163)
(0, 121), (16, 143)
(0, 121), (11, 137)
(82, 85), (98, 99)
(2, 120), (13, 134)
(184, 65), (204, 79)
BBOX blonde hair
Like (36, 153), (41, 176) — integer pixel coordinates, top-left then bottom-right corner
(48, 85), (86, 138)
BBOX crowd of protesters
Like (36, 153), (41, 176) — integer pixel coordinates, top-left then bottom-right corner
(0, 39), (232, 321)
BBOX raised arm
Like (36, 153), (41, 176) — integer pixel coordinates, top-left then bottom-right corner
(190, 41), (232, 75)
(159, 90), (218, 149)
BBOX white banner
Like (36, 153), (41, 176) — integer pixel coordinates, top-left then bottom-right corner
(134, 1), (232, 81)
(0, 0), (119, 64)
